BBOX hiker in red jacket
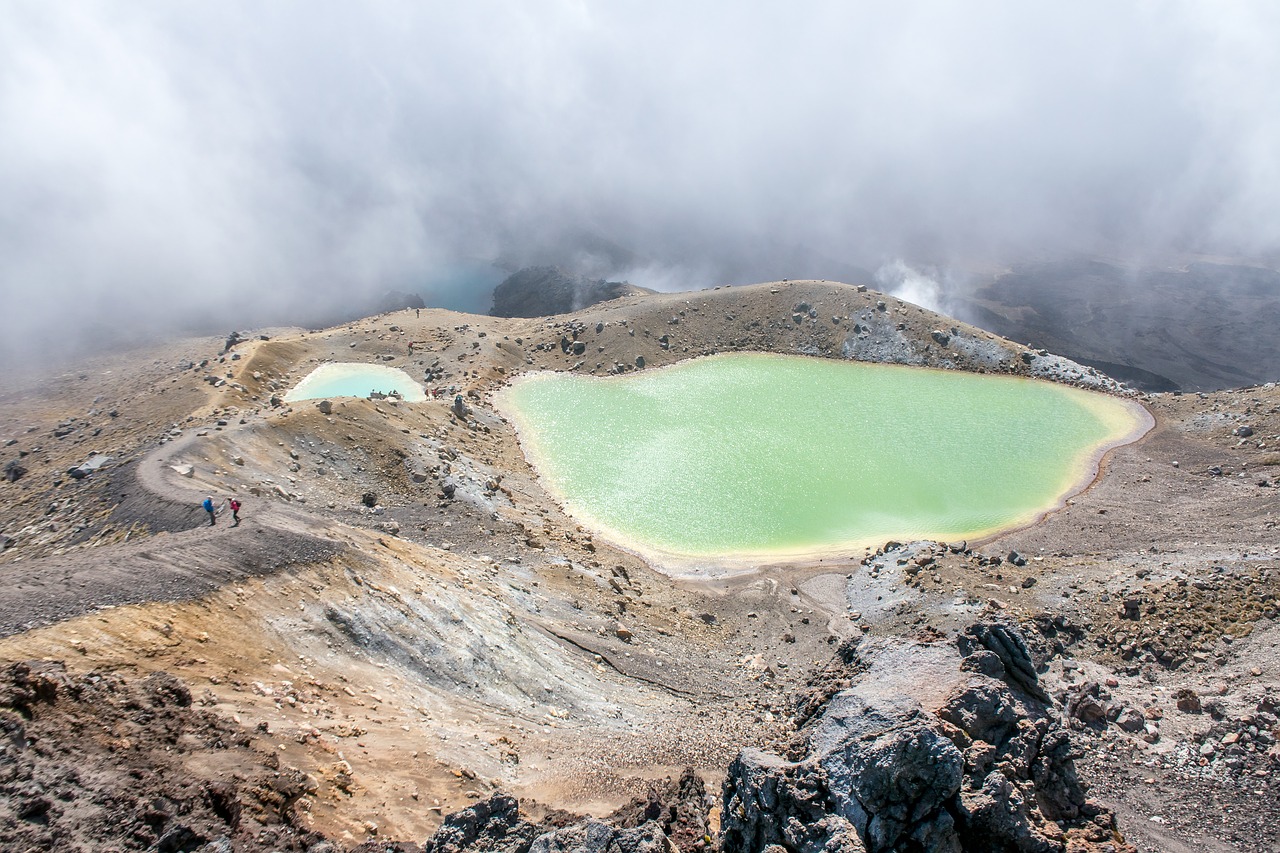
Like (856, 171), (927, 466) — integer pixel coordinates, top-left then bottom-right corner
(228, 498), (242, 527)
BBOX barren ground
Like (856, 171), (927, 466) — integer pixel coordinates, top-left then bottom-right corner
(1, 281), (1277, 851)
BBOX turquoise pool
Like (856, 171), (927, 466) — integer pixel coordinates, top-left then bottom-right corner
(284, 363), (426, 403)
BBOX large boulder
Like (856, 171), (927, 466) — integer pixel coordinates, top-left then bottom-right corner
(609, 767), (710, 851)
(530, 820), (674, 853)
(723, 692), (966, 853)
(721, 750), (866, 853)
(422, 770), (707, 853)
(956, 622), (1050, 703)
(421, 795), (543, 853)
(721, 623), (1134, 853)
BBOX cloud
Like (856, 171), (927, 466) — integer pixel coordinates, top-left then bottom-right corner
(875, 261), (947, 316)
(1, 2), (1278, 362)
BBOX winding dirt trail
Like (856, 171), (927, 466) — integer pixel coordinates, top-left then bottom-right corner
(0, 417), (345, 636)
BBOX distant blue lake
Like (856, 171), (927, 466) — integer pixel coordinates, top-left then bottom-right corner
(419, 259), (507, 314)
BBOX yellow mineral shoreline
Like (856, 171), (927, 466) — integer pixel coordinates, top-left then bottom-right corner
(496, 355), (1155, 578)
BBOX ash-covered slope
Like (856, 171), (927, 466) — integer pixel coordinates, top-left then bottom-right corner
(1, 280), (1277, 852)
(961, 259), (1280, 392)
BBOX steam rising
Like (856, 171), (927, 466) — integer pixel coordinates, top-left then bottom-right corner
(875, 262), (947, 316)
(2, 2), (1278, 362)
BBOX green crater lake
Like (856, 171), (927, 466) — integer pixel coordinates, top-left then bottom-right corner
(498, 353), (1150, 564)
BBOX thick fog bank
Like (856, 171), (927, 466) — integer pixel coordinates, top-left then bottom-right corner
(2, 2), (1278, 366)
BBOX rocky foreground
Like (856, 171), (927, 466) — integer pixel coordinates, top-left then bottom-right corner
(2, 620), (1146, 853)
(1, 280), (1278, 851)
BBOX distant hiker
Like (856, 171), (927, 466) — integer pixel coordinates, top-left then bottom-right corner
(202, 496), (216, 526)
(415, 308), (421, 318)
(228, 498), (242, 526)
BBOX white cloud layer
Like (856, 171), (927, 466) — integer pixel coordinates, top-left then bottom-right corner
(2, 2), (1278, 359)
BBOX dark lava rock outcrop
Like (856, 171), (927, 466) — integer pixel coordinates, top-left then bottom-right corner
(490, 267), (654, 318)
(721, 622), (1134, 853)
(377, 289), (428, 314)
(425, 797), (672, 853)
(422, 769), (710, 853)
(0, 661), (326, 852)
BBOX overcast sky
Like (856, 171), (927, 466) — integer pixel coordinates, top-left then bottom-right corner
(2, 2), (1278, 361)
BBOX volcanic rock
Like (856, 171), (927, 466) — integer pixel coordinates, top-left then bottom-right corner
(721, 623), (1132, 853)
(1115, 707), (1146, 733)
(1175, 688), (1203, 713)
(376, 290), (427, 313)
(490, 267), (654, 318)
(422, 789), (687, 853)
(422, 795), (544, 853)
(1063, 681), (1107, 726)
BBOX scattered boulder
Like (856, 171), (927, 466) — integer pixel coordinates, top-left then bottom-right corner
(3, 460), (26, 482)
(317, 400), (333, 415)
(1175, 688), (1202, 713)
(1114, 707), (1146, 733)
(1062, 681), (1106, 726)
(361, 492), (378, 508)
(67, 454), (112, 480)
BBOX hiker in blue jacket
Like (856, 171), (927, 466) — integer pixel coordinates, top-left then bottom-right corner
(202, 495), (217, 526)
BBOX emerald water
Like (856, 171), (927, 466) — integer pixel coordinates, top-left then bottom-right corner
(499, 353), (1149, 562)
(284, 363), (426, 403)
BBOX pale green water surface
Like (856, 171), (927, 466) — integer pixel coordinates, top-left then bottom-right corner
(284, 363), (426, 403)
(499, 354), (1149, 562)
